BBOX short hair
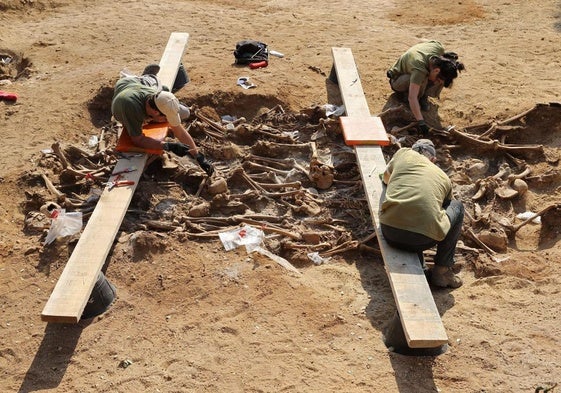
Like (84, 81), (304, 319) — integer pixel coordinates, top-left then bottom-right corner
(147, 94), (164, 115)
(412, 138), (436, 158)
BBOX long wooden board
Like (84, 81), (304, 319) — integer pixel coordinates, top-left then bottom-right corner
(331, 47), (448, 348)
(41, 32), (189, 323)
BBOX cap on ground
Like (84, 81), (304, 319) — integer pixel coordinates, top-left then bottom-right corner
(142, 63), (160, 76)
(154, 91), (181, 127)
(412, 138), (436, 157)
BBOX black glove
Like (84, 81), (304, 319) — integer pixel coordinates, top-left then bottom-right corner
(162, 142), (190, 157)
(417, 120), (430, 137)
(195, 152), (214, 176)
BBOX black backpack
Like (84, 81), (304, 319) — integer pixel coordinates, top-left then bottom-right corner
(234, 40), (268, 65)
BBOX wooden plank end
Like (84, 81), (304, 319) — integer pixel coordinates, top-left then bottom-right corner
(41, 313), (80, 324)
(407, 337), (449, 348)
(340, 116), (390, 146)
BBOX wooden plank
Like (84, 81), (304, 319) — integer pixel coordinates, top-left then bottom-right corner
(40, 155), (147, 323)
(331, 47), (448, 348)
(158, 32), (190, 92)
(41, 32), (189, 323)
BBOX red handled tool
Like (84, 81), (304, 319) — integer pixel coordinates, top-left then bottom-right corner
(104, 179), (135, 191)
(0, 91), (18, 102)
(249, 61), (268, 69)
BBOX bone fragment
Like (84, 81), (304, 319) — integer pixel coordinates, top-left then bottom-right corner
(144, 220), (182, 231)
(208, 178), (228, 195)
(449, 128), (544, 156)
(98, 127), (106, 152)
(247, 155), (295, 169)
(189, 202), (210, 217)
(51, 142), (69, 169)
(319, 240), (360, 257)
(194, 110), (227, 135)
(41, 173), (64, 199)
(390, 122), (418, 135)
(238, 218), (302, 240)
(253, 180), (302, 190)
(500, 203), (560, 234)
(244, 161), (291, 175)
(235, 167), (304, 198)
(282, 241), (331, 251)
(466, 228), (497, 256)
(510, 179), (528, 196)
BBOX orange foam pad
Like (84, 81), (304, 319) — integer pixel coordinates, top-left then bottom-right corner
(115, 123), (169, 154)
(339, 116), (390, 146)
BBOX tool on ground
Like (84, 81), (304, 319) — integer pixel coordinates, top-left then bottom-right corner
(237, 76), (256, 89)
(269, 50), (284, 58)
(249, 60), (268, 69)
(0, 91), (18, 102)
(104, 179), (135, 191)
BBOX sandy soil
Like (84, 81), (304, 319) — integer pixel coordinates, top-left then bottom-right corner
(1, 1), (561, 392)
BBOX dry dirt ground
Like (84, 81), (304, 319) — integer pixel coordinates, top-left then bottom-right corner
(1, 1), (561, 392)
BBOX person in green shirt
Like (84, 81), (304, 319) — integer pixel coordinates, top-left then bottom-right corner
(386, 40), (465, 136)
(380, 139), (464, 288)
(111, 75), (213, 176)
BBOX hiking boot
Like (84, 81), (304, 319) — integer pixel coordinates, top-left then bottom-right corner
(430, 265), (463, 289)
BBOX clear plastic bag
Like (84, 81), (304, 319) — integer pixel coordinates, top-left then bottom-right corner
(516, 211), (541, 224)
(43, 209), (83, 245)
(322, 104), (346, 117)
(218, 225), (264, 252)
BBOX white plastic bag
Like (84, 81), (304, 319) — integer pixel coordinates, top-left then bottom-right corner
(43, 209), (83, 245)
(307, 252), (331, 265)
(218, 225), (264, 252)
(88, 135), (99, 147)
(322, 104), (346, 117)
(516, 211), (541, 224)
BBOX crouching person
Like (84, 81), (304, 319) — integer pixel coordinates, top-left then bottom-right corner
(380, 139), (464, 288)
(111, 75), (213, 176)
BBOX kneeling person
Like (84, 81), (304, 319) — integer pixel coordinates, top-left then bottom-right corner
(380, 139), (464, 288)
(111, 76), (213, 175)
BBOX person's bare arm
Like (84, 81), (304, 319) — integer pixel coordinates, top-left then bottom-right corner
(169, 124), (198, 155)
(408, 83), (423, 121)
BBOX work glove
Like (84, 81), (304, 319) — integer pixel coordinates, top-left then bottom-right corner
(417, 120), (430, 137)
(162, 142), (190, 157)
(194, 152), (214, 176)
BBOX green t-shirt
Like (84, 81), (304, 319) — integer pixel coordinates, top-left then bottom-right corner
(389, 40), (445, 86)
(380, 148), (452, 241)
(111, 77), (158, 137)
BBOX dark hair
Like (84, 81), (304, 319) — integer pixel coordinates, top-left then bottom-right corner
(431, 53), (465, 88)
(147, 93), (164, 115)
